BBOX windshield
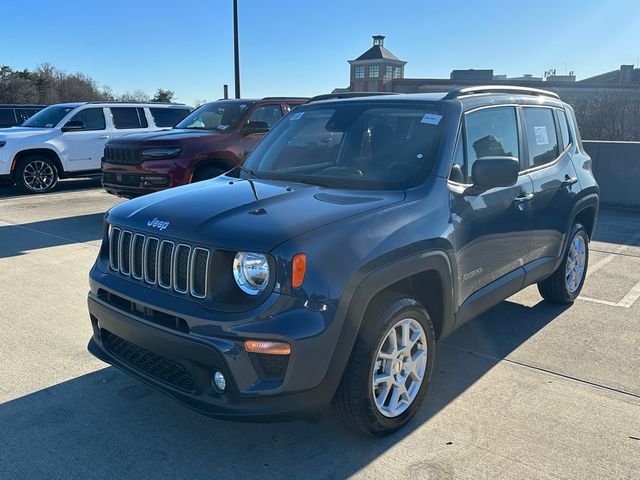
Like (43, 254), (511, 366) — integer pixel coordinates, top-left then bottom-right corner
(175, 101), (254, 131)
(22, 105), (76, 128)
(242, 102), (445, 189)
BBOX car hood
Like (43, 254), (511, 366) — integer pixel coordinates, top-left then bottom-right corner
(109, 128), (225, 146)
(107, 176), (405, 251)
(0, 127), (54, 139)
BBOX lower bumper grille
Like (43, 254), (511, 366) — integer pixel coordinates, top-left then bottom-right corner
(102, 329), (196, 393)
(103, 172), (142, 186)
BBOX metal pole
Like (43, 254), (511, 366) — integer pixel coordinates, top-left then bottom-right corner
(233, 0), (240, 99)
(223, 84), (229, 99)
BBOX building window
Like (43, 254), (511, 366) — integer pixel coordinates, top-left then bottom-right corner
(393, 66), (402, 79)
(386, 66), (393, 78)
(369, 66), (379, 78)
(354, 66), (364, 79)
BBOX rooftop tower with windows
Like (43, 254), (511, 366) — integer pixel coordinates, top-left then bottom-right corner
(347, 35), (407, 93)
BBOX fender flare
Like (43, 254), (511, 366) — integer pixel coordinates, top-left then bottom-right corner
(554, 192), (599, 271)
(319, 250), (455, 399)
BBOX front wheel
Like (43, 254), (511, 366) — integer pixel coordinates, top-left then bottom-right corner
(538, 223), (589, 304)
(333, 292), (436, 436)
(16, 155), (59, 193)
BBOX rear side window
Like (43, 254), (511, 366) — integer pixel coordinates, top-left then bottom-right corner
(69, 108), (106, 130)
(0, 108), (16, 127)
(149, 108), (190, 127)
(522, 108), (559, 167)
(15, 108), (34, 124)
(111, 107), (148, 129)
(464, 107), (519, 180)
(556, 110), (571, 150)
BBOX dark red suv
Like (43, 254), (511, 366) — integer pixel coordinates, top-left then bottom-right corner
(101, 97), (307, 197)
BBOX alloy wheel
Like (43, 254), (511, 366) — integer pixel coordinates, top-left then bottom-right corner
(372, 317), (428, 418)
(565, 234), (587, 293)
(23, 160), (55, 191)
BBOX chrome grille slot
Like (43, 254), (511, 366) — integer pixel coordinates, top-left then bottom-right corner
(158, 241), (175, 289)
(109, 227), (121, 271)
(107, 226), (210, 299)
(131, 234), (145, 279)
(173, 244), (191, 294)
(144, 237), (159, 284)
(119, 231), (133, 275)
(191, 248), (210, 298)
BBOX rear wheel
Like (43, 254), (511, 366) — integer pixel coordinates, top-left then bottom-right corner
(16, 155), (59, 193)
(333, 292), (436, 436)
(192, 165), (225, 183)
(538, 223), (589, 304)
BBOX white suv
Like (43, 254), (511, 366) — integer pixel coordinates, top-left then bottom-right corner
(0, 102), (192, 193)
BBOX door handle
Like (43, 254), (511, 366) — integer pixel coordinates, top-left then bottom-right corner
(561, 175), (578, 187)
(513, 192), (534, 204)
(98, 135), (110, 139)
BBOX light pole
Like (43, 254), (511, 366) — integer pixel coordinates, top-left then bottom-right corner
(233, 0), (240, 99)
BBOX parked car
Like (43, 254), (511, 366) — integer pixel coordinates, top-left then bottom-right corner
(0, 104), (46, 128)
(0, 102), (192, 193)
(100, 97), (307, 198)
(87, 86), (598, 435)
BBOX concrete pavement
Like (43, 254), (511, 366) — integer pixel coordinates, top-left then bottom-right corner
(0, 182), (638, 479)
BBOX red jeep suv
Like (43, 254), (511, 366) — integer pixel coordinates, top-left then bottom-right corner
(101, 97), (307, 197)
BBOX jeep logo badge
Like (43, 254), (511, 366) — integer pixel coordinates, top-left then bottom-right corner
(147, 218), (170, 231)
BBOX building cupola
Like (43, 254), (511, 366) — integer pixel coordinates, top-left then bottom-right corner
(372, 35), (385, 46)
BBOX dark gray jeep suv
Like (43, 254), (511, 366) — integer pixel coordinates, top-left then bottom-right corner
(87, 86), (599, 435)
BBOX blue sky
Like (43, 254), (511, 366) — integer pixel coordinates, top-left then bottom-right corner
(3, 0), (639, 104)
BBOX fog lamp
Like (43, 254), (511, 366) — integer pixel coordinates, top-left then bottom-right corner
(212, 371), (226, 392)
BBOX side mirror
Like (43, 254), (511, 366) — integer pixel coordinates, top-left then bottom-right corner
(61, 120), (85, 132)
(242, 120), (270, 135)
(471, 156), (519, 188)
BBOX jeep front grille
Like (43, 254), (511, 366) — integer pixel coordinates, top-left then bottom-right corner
(103, 146), (143, 165)
(108, 226), (210, 298)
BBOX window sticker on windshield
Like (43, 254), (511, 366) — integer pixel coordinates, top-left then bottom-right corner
(420, 113), (442, 125)
(290, 112), (305, 121)
(217, 124), (229, 130)
(534, 126), (549, 145)
(46, 123), (53, 128)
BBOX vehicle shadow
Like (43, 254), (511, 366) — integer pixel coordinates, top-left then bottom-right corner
(0, 176), (102, 199)
(0, 299), (568, 480)
(0, 212), (106, 258)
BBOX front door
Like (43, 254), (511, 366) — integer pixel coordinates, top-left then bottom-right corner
(62, 107), (110, 171)
(237, 103), (284, 159)
(449, 106), (533, 307)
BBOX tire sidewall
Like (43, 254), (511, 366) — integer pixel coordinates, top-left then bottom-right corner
(16, 155), (59, 193)
(561, 224), (590, 302)
(359, 299), (436, 434)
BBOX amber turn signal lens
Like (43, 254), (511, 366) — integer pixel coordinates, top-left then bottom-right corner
(292, 253), (306, 288)
(244, 340), (291, 355)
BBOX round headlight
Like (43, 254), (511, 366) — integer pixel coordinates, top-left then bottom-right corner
(233, 252), (270, 295)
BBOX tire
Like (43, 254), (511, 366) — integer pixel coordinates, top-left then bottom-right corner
(192, 165), (225, 183)
(16, 155), (59, 193)
(538, 223), (589, 304)
(333, 292), (436, 436)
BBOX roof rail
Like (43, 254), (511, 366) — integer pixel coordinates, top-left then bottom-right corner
(307, 92), (399, 103)
(86, 100), (187, 105)
(262, 96), (310, 101)
(443, 85), (560, 100)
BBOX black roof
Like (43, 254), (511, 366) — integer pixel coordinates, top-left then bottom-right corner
(354, 45), (400, 61)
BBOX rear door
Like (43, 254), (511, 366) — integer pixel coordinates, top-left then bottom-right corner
(449, 106), (534, 306)
(522, 107), (579, 263)
(61, 107), (110, 171)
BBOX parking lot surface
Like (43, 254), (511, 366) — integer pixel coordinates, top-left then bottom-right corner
(0, 181), (639, 480)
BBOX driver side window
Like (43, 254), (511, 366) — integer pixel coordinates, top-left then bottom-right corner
(454, 107), (518, 183)
(248, 104), (283, 128)
(69, 108), (106, 131)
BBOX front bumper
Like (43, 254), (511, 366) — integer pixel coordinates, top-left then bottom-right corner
(101, 160), (188, 198)
(87, 274), (347, 421)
